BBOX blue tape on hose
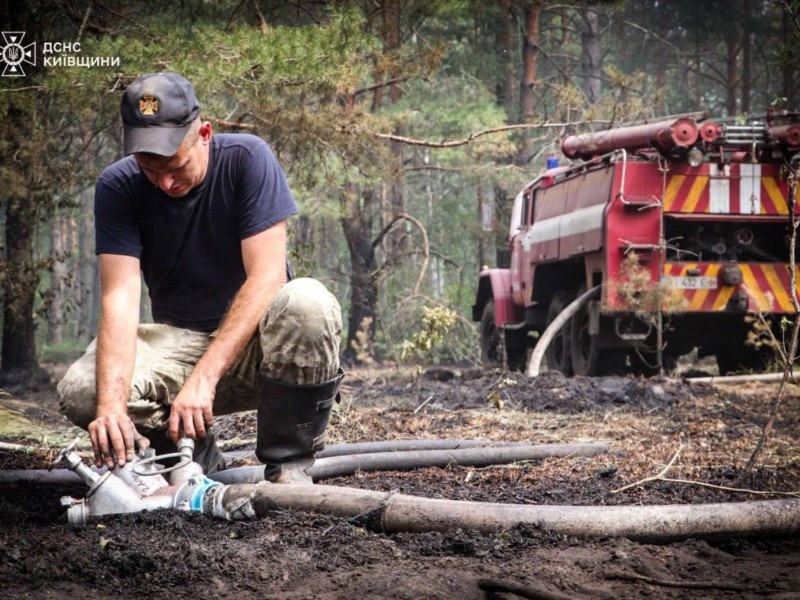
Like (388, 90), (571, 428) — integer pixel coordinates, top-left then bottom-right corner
(190, 477), (222, 512)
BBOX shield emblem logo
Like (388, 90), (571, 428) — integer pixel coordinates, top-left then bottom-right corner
(139, 96), (159, 116)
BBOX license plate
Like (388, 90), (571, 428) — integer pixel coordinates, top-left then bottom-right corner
(663, 276), (717, 290)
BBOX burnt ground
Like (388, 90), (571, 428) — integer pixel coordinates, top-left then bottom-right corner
(1, 362), (799, 599)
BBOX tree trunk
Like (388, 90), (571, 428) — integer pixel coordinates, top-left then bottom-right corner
(741, 0), (751, 114)
(340, 0), (406, 364)
(48, 210), (69, 346)
(497, 0), (515, 118)
(1, 198), (42, 386)
(782, 9), (797, 106)
(424, 166), (444, 299)
(694, 42), (703, 110)
(76, 187), (96, 342)
(519, 3), (539, 123)
(381, 0), (407, 269)
(654, 67), (666, 116)
(517, 2), (540, 164)
(478, 182), (487, 269)
(341, 187), (379, 364)
(725, 28), (739, 116)
(578, 6), (602, 106)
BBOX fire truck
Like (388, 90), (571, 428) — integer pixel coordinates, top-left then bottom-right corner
(473, 111), (800, 376)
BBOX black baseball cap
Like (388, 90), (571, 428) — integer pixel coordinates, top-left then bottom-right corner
(120, 72), (200, 156)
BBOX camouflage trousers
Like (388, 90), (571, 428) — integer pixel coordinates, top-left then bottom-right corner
(58, 278), (342, 432)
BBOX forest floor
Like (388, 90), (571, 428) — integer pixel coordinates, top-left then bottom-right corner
(0, 360), (799, 599)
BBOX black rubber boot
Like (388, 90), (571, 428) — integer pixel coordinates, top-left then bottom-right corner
(140, 429), (226, 476)
(256, 368), (344, 484)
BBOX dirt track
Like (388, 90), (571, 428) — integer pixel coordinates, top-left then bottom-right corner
(1, 364), (799, 599)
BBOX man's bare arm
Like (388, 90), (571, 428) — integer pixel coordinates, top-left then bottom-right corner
(91, 253), (141, 468)
(167, 220), (288, 442)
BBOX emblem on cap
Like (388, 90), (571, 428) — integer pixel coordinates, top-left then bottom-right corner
(138, 95), (159, 116)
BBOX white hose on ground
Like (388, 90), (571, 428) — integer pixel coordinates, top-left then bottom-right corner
(205, 482), (800, 542)
(686, 372), (800, 385)
(526, 285), (601, 377)
(212, 442), (610, 484)
(316, 438), (531, 457)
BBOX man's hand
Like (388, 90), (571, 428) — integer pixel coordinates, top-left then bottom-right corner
(168, 374), (215, 443)
(87, 411), (148, 469)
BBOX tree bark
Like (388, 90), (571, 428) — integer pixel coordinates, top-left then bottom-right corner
(339, 0), (409, 363)
(782, 8), (797, 106)
(1, 198), (43, 386)
(48, 210), (69, 346)
(341, 187), (379, 364)
(76, 187), (97, 342)
(578, 6), (602, 106)
(519, 2), (539, 123)
(497, 0), (515, 118)
(741, 0), (751, 114)
(517, 1), (540, 164)
(381, 0), (408, 269)
(725, 27), (740, 116)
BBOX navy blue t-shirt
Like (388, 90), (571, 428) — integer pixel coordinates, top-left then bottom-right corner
(95, 133), (298, 332)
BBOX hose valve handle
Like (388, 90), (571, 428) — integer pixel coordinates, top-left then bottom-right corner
(49, 437), (83, 471)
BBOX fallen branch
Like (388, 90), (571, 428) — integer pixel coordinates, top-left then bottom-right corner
(610, 445), (797, 497)
(0, 441), (36, 454)
(413, 394), (434, 414)
(659, 477), (800, 498)
(611, 444), (684, 494)
(478, 578), (574, 600)
(375, 120), (611, 149)
(605, 571), (761, 592)
(212, 118), (256, 130)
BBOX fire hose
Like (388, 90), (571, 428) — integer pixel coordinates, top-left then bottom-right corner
(4, 436), (800, 542)
(526, 285), (600, 377)
(0, 439), (605, 485)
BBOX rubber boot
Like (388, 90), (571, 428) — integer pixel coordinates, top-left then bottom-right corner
(256, 369), (344, 484)
(140, 428), (226, 476)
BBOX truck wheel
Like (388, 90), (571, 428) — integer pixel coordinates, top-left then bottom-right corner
(546, 291), (573, 375)
(480, 300), (502, 366)
(570, 285), (625, 376)
(480, 300), (527, 371)
(504, 330), (528, 372)
(716, 346), (774, 375)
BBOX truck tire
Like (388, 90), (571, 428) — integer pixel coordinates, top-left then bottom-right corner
(570, 285), (625, 376)
(716, 345), (774, 375)
(480, 300), (527, 371)
(546, 291), (573, 375)
(480, 300), (502, 367)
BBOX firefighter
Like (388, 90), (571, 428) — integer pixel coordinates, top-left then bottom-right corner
(58, 72), (343, 484)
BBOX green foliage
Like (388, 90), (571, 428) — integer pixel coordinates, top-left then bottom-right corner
(399, 305), (459, 364)
(609, 253), (688, 323)
(39, 340), (85, 363)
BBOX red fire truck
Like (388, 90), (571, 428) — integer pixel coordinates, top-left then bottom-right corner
(473, 111), (800, 376)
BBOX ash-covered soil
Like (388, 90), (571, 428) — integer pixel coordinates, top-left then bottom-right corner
(1, 364), (799, 599)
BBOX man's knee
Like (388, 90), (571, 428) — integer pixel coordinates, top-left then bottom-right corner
(267, 278), (342, 340)
(57, 362), (97, 430)
(259, 278), (342, 380)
